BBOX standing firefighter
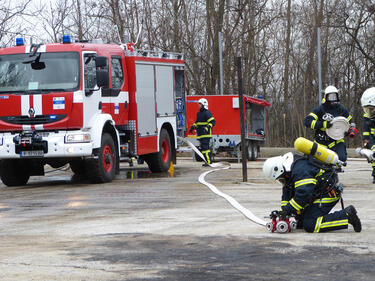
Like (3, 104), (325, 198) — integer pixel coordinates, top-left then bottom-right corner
(361, 87), (375, 183)
(189, 98), (216, 166)
(263, 152), (362, 233)
(304, 85), (353, 162)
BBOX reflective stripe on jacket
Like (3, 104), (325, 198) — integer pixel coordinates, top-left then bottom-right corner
(193, 108), (215, 139)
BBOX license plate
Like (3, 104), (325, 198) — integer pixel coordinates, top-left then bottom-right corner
(20, 150), (44, 157)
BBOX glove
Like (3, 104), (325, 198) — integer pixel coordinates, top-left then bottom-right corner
(269, 210), (290, 219)
(347, 127), (358, 138)
(269, 210), (279, 219)
(277, 210), (290, 219)
(364, 140), (370, 149)
(189, 126), (194, 134)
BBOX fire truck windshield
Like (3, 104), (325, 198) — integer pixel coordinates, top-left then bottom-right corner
(0, 52), (80, 93)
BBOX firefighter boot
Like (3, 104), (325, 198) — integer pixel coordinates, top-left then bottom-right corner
(345, 205), (362, 232)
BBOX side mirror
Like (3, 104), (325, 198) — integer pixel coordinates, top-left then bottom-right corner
(31, 61), (46, 70)
(96, 69), (109, 88)
(95, 56), (107, 68)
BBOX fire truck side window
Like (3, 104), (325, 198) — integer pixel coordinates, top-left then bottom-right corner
(111, 57), (123, 89)
(84, 55), (97, 90)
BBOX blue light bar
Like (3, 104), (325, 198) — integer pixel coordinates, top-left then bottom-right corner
(50, 115), (57, 120)
(16, 38), (24, 46)
(62, 35), (71, 44)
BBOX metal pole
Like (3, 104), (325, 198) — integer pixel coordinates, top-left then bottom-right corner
(317, 27), (322, 105)
(236, 57), (247, 182)
(219, 32), (224, 95)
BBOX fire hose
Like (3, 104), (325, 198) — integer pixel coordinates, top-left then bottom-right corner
(178, 137), (266, 226)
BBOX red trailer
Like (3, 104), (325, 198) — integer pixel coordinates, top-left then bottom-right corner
(186, 95), (270, 161)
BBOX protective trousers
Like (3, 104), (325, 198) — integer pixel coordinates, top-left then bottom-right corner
(369, 140), (375, 178)
(200, 138), (212, 164)
(302, 197), (348, 233)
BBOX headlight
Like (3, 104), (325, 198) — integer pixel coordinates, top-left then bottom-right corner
(65, 133), (91, 143)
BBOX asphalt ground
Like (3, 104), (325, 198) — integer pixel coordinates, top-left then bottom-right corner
(0, 155), (374, 280)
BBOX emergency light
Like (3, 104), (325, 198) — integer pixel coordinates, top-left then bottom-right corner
(16, 38), (24, 46)
(62, 35), (71, 44)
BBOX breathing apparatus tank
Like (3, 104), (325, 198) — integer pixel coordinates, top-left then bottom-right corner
(294, 137), (340, 165)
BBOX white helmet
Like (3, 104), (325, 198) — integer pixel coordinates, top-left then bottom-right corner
(324, 85), (339, 103)
(198, 98), (208, 109)
(361, 87), (375, 118)
(262, 152), (294, 181)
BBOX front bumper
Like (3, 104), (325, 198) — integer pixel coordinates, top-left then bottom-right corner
(0, 131), (93, 159)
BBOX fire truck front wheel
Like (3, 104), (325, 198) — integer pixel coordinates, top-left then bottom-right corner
(87, 133), (117, 183)
(0, 160), (30, 186)
(146, 129), (172, 173)
(70, 160), (87, 177)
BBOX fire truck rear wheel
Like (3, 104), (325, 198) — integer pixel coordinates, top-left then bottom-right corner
(87, 133), (117, 183)
(247, 142), (258, 161)
(146, 129), (172, 173)
(0, 160), (30, 186)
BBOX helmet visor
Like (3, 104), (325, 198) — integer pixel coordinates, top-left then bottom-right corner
(326, 93), (339, 102)
(364, 106), (375, 118)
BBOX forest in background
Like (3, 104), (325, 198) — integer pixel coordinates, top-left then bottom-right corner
(1, 0), (375, 147)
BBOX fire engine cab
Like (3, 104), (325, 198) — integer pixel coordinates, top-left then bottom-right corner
(0, 36), (185, 186)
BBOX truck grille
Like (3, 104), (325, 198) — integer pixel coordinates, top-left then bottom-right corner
(0, 114), (66, 125)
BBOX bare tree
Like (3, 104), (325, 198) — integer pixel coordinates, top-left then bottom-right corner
(0, 0), (33, 46)
(36, 0), (72, 43)
(2, 0), (374, 146)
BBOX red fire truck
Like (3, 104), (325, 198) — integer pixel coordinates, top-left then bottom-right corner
(0, 37), (185, 186)
(186, 95), (270, 161)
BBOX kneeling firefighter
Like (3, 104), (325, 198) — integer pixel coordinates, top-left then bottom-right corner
(263, 150), (361, 233)
(189, 98), (216, 166)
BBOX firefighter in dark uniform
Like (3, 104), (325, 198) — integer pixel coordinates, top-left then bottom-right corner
(304, 85), (352, 162)
(361, 87), (375, 183)
(189, 98), (215, 166)
(263, 152), (361, 233)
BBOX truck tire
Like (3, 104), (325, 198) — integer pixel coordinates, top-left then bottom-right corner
(247, 142), (253, 160)
(247, 142), (259, 161)
(251, 145), (259, 161)
(0, 160), (30, 186)
(86, 133), (117, 183)
(146, 129), (172, 172)
(70, 160), (87, 176)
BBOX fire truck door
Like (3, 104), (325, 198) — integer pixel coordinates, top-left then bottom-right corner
(135, 63), (157, 137)
(155, 65), (174, 116)
(82, 52), (103, 127)
(102, 56), (128, 124)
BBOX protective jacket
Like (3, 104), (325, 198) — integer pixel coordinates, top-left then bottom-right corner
(362, 113), (375, 176)
(304, 103), (352, 145)
(281, 155), (348, 233)
(363, 113), (375, 144)
(192, 108), (215, 140)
